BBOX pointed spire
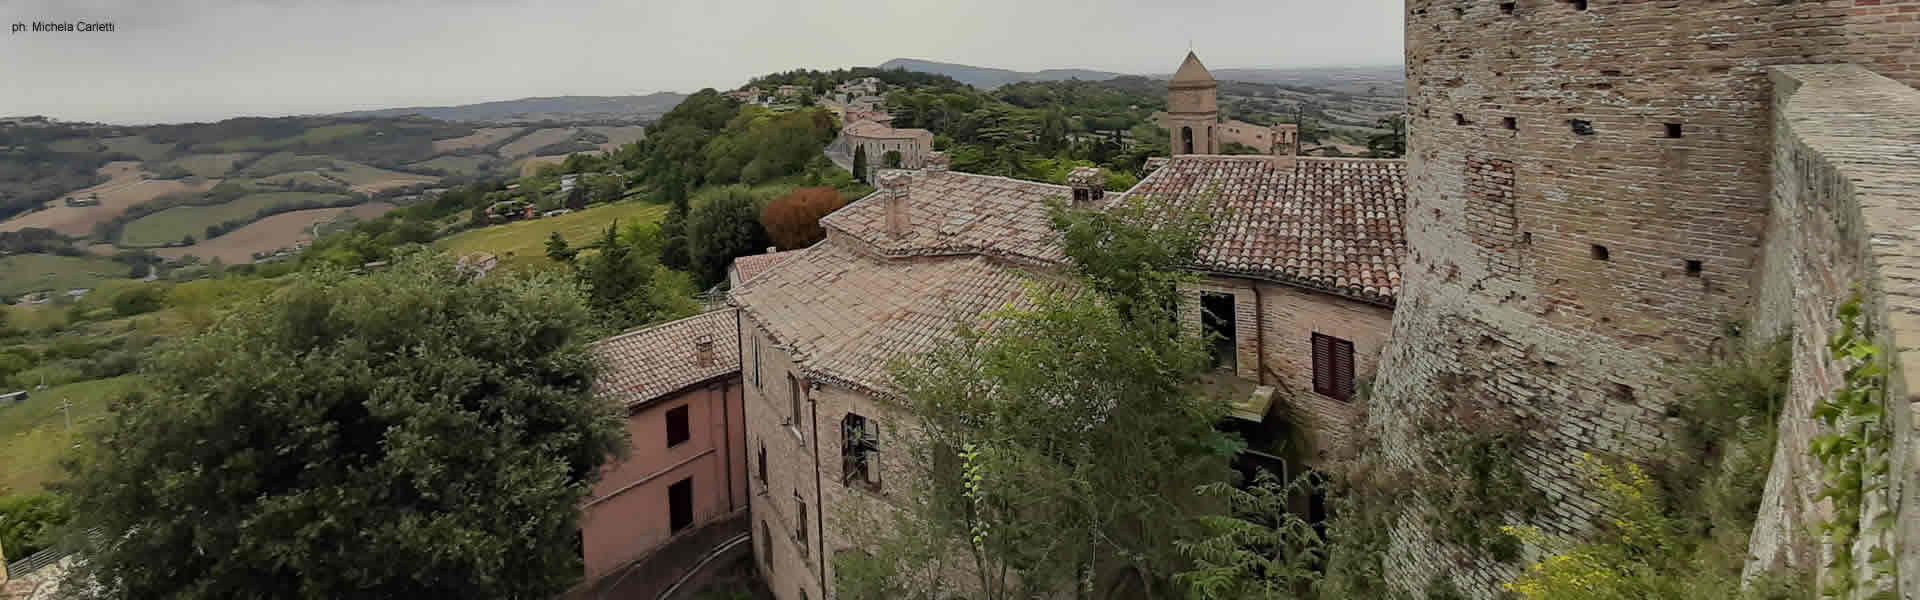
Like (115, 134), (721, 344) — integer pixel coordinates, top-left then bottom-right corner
(1172, 51), (1215, 85)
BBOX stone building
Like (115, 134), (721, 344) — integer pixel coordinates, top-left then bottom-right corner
(1157, 53), (1302, 157)
(842, 121), (934, 169)
(732, 120), (1405, 599)
(1380, 0), (1920, 596)
(582, 309), (748, 585)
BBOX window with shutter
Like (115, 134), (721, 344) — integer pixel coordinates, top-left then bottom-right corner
(1312, 333), (1356, 401)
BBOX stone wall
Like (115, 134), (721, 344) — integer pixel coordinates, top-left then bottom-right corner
(1745, 64), (1920, 600)
(739, 318), (829, 600)
(1381, 1), (1920, 596)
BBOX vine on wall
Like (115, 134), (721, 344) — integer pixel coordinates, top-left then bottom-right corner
(1811, 294), (1896, 599)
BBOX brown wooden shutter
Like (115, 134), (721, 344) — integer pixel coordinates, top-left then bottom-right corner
(1334, 338), (1356, 401)
(1312, 333), (1332, 397)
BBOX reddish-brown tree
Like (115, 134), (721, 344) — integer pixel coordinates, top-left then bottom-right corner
(761, 187), (846, 250)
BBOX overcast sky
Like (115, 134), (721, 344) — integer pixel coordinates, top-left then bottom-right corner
(0, 0), (1403, 125)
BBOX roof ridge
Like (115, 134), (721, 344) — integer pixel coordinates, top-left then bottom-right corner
(591, 307), (736, 347)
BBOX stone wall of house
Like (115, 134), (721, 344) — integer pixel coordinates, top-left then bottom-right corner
(1743, 64), (1920, 600)
(1380, 1), (1920, 596)
(739, 317), (829, 600)
(1180, 277), (1395, 462)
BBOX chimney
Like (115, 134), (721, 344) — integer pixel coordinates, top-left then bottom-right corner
(1270, 123), (1300, 170)
(924, 151), (950, 172)
(879, 170), (911, 238)
(1067, 167), (1106, 207)
(694, 335), (715, 368)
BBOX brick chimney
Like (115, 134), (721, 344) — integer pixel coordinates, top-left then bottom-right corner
(1067, 167), (1106, 207)
(879, 170), (911, 238)
(924, 151), (950, 172)
(694, 335), (715, 368)
(1270, 123), (1300, 170)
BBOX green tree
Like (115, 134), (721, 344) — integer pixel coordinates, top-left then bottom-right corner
(1366, 115), (1407, 159)
(1176, 472), (1328, 600)
(685, 188), (771, 287)
(0, 493), (71, 559)
(576, 221), (687, 329)
(657, 176), (693, 272)
(853, 145), (869, 183)
(883, 150), (903, 169)
(110, 285), (165, 316)
(60, 252), (627, 599)
(545, 231), (577, 263)
(839, 198), (1230, 599)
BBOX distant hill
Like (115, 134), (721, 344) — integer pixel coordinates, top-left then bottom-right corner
(331, 93), (688, 124)
(878, 58), (1128, 89)
(878, 58), (1403, 98)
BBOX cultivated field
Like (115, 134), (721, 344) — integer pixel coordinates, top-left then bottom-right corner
(497, 127), (578, 158)
(241, 152), (337, 177)
(119, 191), (353, 247)
(0, 254), (131, 296)
(49, 138), (99, 153)
(438, 201), (668, 270)
(0, 375), (143, 493)
(517, 155), (568, 177)
(432, 127), (525, 153)
(586, 125), (646, 152)
(255, 171), (342, 187)
(152, 202), (395, 264)
(409, 154), (497, 176)
(164, 152), (257, 177)
(326, 160), (437, 193)
(0, 162), (220, 236)
(100, 135), (178, 161)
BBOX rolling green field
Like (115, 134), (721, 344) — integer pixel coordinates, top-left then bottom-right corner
(101, 135), (177, 161)
(120, 192), (351, 247)
(409, 155), (496, 176)
(164, 152), (257, 177)
(325, 160), (436, 189)
(49, 138), (100, 153)
(0, 375), (143, 493)
(0, 254), (131, 297)
(241, 152), (338, 177)
(255, 171), (342, 187)
(438, 201), (668, 270)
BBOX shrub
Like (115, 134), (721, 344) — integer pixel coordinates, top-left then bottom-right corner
(761, 187), (845, 250)
(111, 285), (165, 317)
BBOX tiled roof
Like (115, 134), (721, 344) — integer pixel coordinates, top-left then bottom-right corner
(591, 309), (741, 409)
(1117, 155), (1408, 303)
(821, 170), (1071, 266)
(729, 242), (1057, 396)
(844, 121), (931, 140)
(731, 250), (801, 285)
(1173, 51), (1216, 85)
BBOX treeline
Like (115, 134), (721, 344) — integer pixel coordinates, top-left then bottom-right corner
(0, 227), (84, 256)
(744, 67), (967, 94)
(0, 124), (125, 221)
(201, 194), (362, 240)
(142, 116), (473, 170)
(91, 181), (363, 245)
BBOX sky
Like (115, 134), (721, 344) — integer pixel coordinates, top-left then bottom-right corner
(0, 0), (1404, 125)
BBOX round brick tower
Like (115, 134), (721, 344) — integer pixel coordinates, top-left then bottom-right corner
(1166, 51), (1220, 155)
(1374, 0), (1920, 594)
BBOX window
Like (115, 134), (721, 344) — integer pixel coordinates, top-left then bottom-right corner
(1591, 244), (1610, 261)
(758, 442), (768, 483)
(1503, 117), (1518, 130)
(666, 405), (690, 448)
(1500, 2), (1515, 14)
(788, 374), (804, 432)
(669, 477), (694, 533)
(752, 333), (761, 388)
(795, 492), (809, 554)
(1311, 333), (1356, 401)
(1665, 123), (1684, 138)
(1453, 113), (1467, 126)
(1201, 293), (1237, 373)
(1570, 119), (1595, 136)
(841, 414), (880, 490)
(1685, 259), (1703, 276)
(1573, 0), (1589, 9)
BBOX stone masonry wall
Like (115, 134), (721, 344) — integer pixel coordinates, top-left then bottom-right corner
(739, 317), (828, 600)
(1382, 1), (1920, 596)
(1745, 64), (1920, 600)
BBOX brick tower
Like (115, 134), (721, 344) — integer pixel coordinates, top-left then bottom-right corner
(1166, 51), (1219, 155)
(1376, 0), (1920, 595)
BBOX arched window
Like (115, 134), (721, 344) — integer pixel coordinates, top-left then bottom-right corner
(1181, 126), (1194, 154)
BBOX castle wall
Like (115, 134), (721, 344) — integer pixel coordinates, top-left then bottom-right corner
(1382, 0), (1920, 596)
(1745, 64), (1920, 599)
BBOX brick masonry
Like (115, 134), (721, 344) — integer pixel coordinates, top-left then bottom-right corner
(1383, 0), (1920, 596)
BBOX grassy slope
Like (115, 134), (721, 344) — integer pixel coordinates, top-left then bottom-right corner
(438, 201), (668, 270)
(0, 254), (131, 296)
(120, 192), (351, 247)
(165, 152), (257, 177)
(100, 136), (177, 161)
(0, 375), (143, 493)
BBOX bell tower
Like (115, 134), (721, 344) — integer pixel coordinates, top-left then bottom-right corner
(1166, 51), (1218, 155)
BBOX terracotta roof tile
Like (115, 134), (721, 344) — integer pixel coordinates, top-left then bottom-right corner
(1118, 156), (1408, 303)
(731, 250), (801, 285)
(821, 170), (1070, 266)
(591, 309), (740, 408)
(843, 121), (932, 140)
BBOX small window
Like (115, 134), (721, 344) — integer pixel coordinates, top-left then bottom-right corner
(666, 405), (690, 448)
(758, 442), (768, 483)
(1503, 117), (1518, 130)
(841, 413), (881, 490)
(1574, 0), (1589, 10)
(1201, 293), (1237, 373)
(1685, 259), (1703, 276)
(752, 334), (761, 388)
(1311, 333), (1357, 401)
(788, 374), (804, 432)
(761, 521), (773, 571)
(1665, 123), (1684, 138)
(669, 477), (694, 533)
(795, 493), (809, 553)
(1591, 244), (1610, 261)
(1500, 2), (1516, 14)
(1454, 113), (1468, 126)
(1570, 119), (1595, 136)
